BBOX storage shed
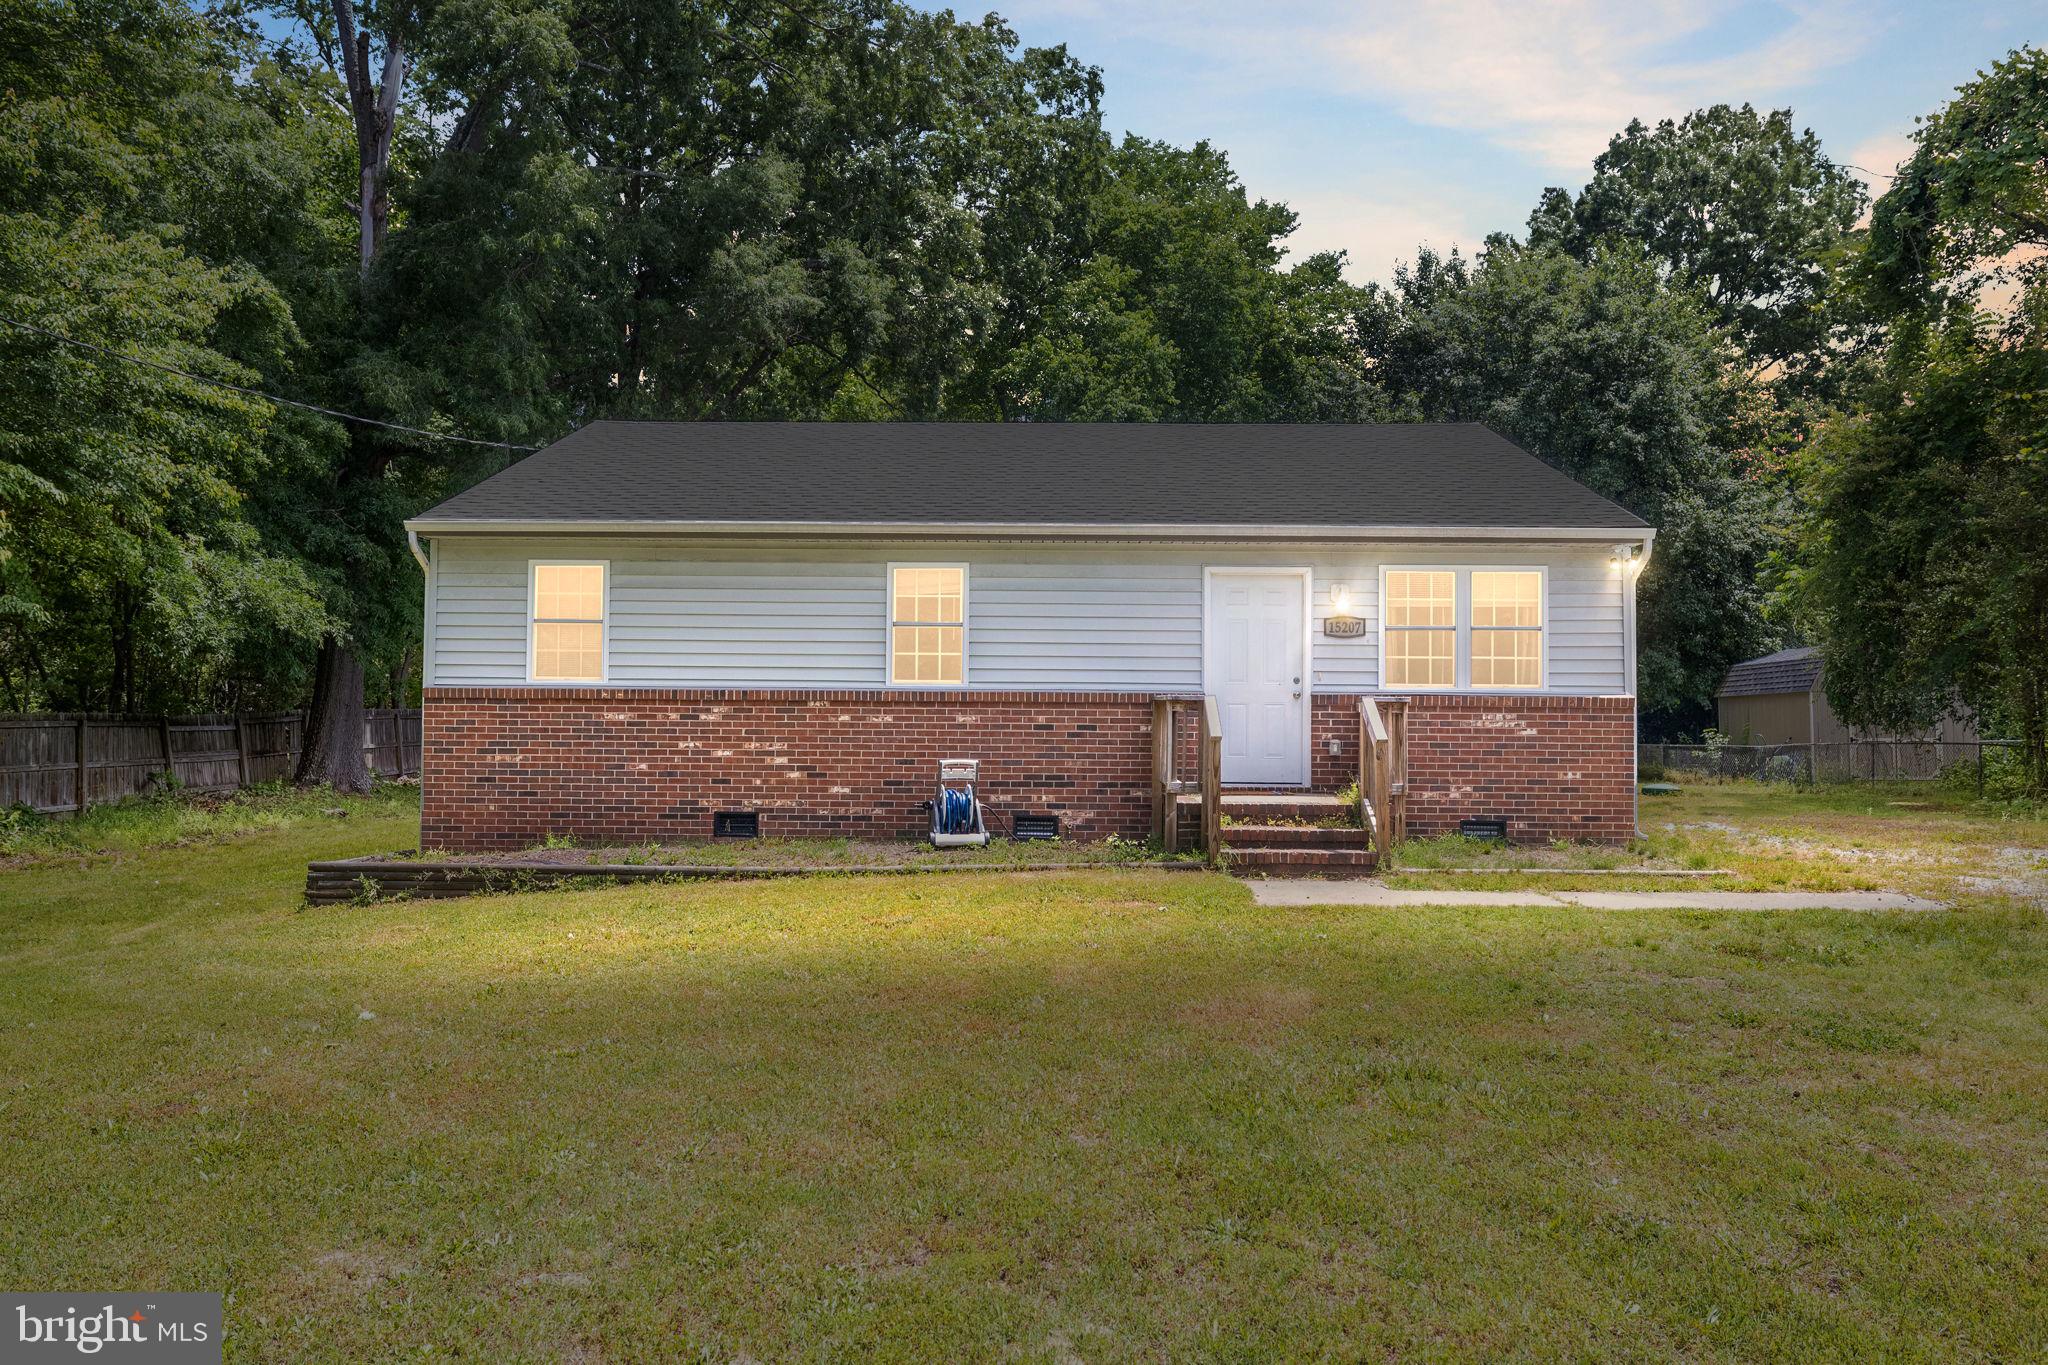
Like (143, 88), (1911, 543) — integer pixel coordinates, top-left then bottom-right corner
(1716, 647), (1978, 746)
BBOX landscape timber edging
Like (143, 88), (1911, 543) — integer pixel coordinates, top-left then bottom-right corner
(304, 854), (1209, 904)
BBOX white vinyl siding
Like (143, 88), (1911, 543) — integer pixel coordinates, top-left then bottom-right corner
(968, 557), (1205, 691)
(425, 536), (1630, 694)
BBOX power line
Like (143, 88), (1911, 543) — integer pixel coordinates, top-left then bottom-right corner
(1, 316), (541, 451)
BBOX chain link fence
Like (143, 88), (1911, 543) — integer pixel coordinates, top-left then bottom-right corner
(1641, 738), (2022, 787)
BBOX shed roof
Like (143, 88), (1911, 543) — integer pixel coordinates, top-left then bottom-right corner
(1717, 646), (1822, 698)
(410, 421), (1653, 535)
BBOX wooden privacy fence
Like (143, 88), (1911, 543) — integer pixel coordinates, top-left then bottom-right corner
(0, 709), (421, 814)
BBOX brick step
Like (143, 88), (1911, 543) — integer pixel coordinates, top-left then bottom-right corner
(1227, 846), (1378, 878)
(1222, 824), (1372, 847)
(1205, 791), (1358, 825)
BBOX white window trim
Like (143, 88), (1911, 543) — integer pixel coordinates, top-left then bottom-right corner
(527, 559), (609, 684)
(885, 561), (969, 689)
(1379, 565), (1547, 692)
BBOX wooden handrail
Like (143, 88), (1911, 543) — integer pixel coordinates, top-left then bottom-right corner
(1360, 697), (1391, 864)
(1153, 695), (1217, 857)
(1152, 697), (1175, 850)
(1380, 698), (1409, 845)
(1200, 696), (1223, 866)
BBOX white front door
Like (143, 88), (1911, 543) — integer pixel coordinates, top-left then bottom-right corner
(1206, 570), (1308, 786)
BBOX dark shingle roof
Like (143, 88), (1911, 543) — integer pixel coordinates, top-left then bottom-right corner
(1718, 646), (1822, 698)
(412, 421), (1650, 531)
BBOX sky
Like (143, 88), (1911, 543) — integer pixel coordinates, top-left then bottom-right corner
(951, 0), (2046, 283)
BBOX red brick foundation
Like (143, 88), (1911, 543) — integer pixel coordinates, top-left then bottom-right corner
(422, 687), (1636, 852)
(420, 687), (1193, 851)
(1311, 693), (1637, 843)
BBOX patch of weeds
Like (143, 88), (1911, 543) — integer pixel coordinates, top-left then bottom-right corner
(2, 780), (419, 862)
(0, 802), (47, 844)
(1099, 833), (1156, 863)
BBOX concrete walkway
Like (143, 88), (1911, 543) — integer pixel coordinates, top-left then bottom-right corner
(1247, 882), (1945, 911)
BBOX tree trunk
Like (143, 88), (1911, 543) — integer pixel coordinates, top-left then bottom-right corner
(296, 636), (372, 793)
(294, 1), (404, 792)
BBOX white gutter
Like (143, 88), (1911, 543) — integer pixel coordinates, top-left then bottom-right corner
(403, 517), (1655, 542)
(1624, 531), (1654, 838)
(406, 527), (430, 572)
(1622, 530), (1655, 696)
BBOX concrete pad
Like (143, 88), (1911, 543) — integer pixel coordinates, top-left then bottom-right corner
(1250, 884), (1565, 907)
(1245, 881), (1945, 912)
(1556, 890), (1944, 912)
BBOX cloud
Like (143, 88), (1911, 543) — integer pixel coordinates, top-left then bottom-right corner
(1844, 130), (1917, 194)
(1042, 1), (1878, 171)
(1278, 190), (1485, 284)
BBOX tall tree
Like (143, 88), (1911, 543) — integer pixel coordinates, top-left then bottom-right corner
(988, 138), (1375, 421)
(1864, 45), (2048, 320)
(1358, 242), (1785, 729)
(1785, 319), (2048, 794)
(1528, 104), (1864, 379)
(268, 0), (573, 789)
(263, 3), (1110, 789)
(0, 0), (329, 712)
(1792, 45), (2048, 794)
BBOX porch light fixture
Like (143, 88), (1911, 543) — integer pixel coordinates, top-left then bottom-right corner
(1609, 544), (1639, 568)
(1330, 584), (1351, 613)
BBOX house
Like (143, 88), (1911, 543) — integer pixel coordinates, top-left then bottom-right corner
(404, 422), (1654, 852)
(1716, 646), (1980, 748)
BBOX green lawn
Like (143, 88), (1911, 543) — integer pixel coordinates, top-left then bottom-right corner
(1, 787), (2044, 1360)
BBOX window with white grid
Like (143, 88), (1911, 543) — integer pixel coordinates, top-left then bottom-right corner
(1470, 570), (1543, 688)
(1382, 569), (1455, 688)
(529, 562), (606, 681)
(889, 565), (965, 686)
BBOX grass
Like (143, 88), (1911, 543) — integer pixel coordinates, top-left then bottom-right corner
(1385, 780), (2048, 898)
(0, 780), (420, 865)
(0, 787), (2044, 1359)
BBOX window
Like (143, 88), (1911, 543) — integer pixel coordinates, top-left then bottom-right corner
(1470, 570), (1543, 688)
(530, 562), (605, 681)
(889, 564), (965, 685)
(1383, 570), (1455, 688)
(1380, 566), (1545, 690)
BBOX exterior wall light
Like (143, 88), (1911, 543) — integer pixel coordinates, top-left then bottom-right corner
(1610, 544), (1639, 567)
(1330, 584), (1350, 613)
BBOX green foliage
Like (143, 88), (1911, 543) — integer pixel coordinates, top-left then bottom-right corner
(1358, 241), (1786, 722)
(0, 777), (417, 861)
(0, 0), (330, 711)
(1784, 318), (2048, 794)
(1866, 45), (2048, 316)
(367, 1), (1105, 429)
(1792, 47), (2048, 798)
(993, 138), (1375, 421)
(1528, 103), (1865, 376)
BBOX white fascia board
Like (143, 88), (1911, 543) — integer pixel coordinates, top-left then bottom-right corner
(404, 517), (1655, 542)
